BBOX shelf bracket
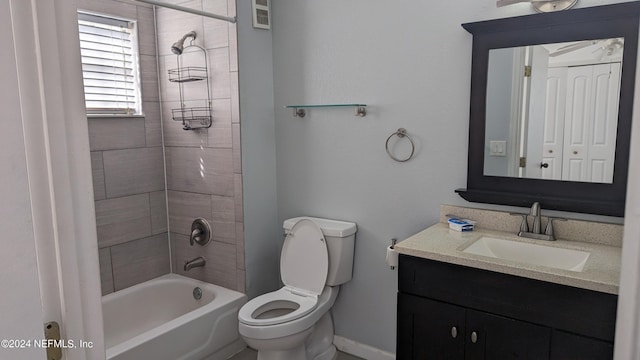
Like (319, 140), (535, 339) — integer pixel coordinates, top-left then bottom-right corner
(293, 108), (306, 118)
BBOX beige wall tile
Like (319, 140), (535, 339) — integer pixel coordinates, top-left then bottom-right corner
(230, 72), (239, 122)
(208, 47), (231, 99)
(143, 101), (163, 147)
(140, 55), (160, 102)
(88, 118), (146, 151)
(136, 5), (157, 56)
(232, 124), (241, 173)
(203, 0), (229, 49)
(103, 147), (165, 198)
(95, 194), (151, 248)
(208, 99), (232, 148)
(172, 233), (237, 289)
(156, 1), (204, 57)
(150, 191), (168, 235)
(91, 152), (106, 201)
(165, 147), (234, 196)
(99, 248), (114, 295)
(234, 174), (243, 221)
(236, 222), (244, 270)
(111, 233), (170, 291)
(168, 190), (212, 236)
(236, 270), (245, 293)
(229, 25), (238, 72)
(212, 195), (235, 221)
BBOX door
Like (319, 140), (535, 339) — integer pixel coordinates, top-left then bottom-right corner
(465, 310), (550, 360)
(541, 67), (568, 180)
(0, 1), (48, 358)
(397, 293), (466, 360)
(525, 45), (550, 179)
(1, 1), (105, 359)
(562, 63), (620, 182)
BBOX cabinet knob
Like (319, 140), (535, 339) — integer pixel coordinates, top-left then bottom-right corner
(451, 326), (458, 339)
(471, 331), (478, 344)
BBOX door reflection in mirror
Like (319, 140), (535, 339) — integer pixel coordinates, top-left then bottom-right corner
(484, 38), (623, 184)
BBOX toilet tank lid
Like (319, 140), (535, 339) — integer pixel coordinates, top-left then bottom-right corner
(283, 217), (357, 237)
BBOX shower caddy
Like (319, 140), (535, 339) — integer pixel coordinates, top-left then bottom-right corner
(168, 42), (212, 130)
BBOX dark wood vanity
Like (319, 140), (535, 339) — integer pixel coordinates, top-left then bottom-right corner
(397, 254), (617, 359)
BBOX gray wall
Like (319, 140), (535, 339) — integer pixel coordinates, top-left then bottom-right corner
(269, 0), (630, 353)
(236, 0), (281, 299)
(78, 0), (170, 295)
(485, 48), (515, 176)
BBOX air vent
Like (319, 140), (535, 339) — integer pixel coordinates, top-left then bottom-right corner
(252, 0), (270, 30)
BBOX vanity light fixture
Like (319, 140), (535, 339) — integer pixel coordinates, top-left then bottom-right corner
(496, 0), (578, 13)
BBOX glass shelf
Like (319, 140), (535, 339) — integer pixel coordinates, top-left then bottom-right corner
(284, 104), (367, 118)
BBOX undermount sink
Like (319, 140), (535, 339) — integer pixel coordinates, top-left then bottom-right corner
(462, 236), (590, 272)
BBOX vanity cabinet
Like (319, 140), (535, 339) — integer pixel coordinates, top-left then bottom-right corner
(397, 255), (617, 359)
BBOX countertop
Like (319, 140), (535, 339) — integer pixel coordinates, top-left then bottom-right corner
(395, 223), (621, 294)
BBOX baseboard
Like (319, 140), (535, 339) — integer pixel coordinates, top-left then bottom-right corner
(333, 335), (395, 360)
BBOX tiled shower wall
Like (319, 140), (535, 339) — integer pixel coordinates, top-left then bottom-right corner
(79, 0), (170, 295)
(156, 0), (244, 292)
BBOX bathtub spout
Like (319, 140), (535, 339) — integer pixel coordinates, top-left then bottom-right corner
(184, 256), (206, 271)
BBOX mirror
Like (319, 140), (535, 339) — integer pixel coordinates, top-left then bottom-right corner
(457, 2), (639, 216)
(484, 39), (624, 183)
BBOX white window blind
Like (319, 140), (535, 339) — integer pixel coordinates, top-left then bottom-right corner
(78, 12), (141, 115)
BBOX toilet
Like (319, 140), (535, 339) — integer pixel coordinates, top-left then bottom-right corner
(238, 216), (357, 360)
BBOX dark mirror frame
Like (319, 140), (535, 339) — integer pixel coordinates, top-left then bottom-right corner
(456, 2), (640, 217)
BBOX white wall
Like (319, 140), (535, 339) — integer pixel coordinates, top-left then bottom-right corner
(270, 0), (635, 353)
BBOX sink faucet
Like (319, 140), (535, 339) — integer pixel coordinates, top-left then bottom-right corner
(514, 202), (563, 241)
(184, 256), (206, 271)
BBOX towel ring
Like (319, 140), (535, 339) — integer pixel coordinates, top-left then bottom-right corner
(386, 128), (415, 162)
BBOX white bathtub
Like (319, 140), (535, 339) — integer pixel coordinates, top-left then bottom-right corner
(102, 274), (247, 360)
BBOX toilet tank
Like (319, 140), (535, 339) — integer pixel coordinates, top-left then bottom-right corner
(283, 217), (357, 286)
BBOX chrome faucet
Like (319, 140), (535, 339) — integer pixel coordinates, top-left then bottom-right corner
(514, 202), (564, 241)
(184, 256), (206, 271)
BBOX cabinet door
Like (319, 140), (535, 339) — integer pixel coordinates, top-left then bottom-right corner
(397, 293), (466, 360)
(550, 330), (613, 360)
(465, 309), (550, 360)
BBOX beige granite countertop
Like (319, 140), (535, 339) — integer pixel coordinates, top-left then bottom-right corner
(395, 223), (621, 294)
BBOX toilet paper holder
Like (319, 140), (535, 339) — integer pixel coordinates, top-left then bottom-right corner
(388, 238), (398, 270)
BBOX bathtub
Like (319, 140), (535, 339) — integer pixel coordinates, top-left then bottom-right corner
(102, 274), (247, 360)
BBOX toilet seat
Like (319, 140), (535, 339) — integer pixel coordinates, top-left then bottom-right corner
(238, 287), (319, 326)
(239, 219), (329, 327)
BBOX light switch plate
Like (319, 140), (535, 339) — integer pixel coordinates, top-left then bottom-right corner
(489, 140), (507, 156)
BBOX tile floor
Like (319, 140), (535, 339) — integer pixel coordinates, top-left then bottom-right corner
(228, 347), (364, 360)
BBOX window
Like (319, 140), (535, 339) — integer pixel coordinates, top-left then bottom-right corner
(78, 12), (141, 115)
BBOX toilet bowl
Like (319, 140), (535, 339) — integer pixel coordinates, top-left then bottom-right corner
(238, 217), (356, 360)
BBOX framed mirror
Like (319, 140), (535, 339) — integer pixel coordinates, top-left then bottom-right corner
(456, 2), (640, 217)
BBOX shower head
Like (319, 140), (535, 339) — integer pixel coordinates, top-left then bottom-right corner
(171, 31), (197, 55)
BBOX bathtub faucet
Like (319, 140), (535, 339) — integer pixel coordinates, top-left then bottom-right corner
(184, 256), (206, 271)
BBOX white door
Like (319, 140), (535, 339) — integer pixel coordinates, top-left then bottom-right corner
(563, 63), (620, 182)
(524, 46), (550, 178)
(587, 62), (620, 183)
(0, 1), (48, 358)
(1, 1), (105, 359)
(541, 67), (567, 180)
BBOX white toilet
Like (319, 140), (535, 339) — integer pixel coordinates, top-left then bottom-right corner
(238, 216), (357, 360)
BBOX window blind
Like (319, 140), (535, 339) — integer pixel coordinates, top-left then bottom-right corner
(78, 13), (140, 115)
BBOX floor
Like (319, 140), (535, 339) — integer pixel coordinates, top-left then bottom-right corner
(228, 347), (364, 360)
